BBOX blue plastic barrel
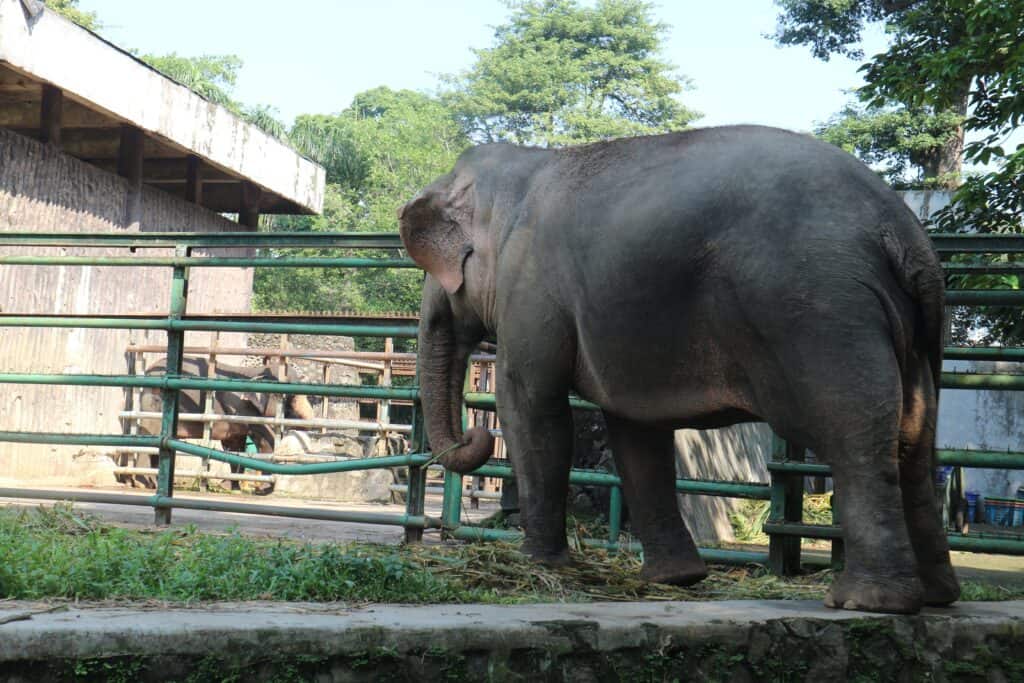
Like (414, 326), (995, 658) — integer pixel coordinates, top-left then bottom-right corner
(966, 491), (979, 524)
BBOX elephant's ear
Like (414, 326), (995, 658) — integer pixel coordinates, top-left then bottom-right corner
(398, 186), (473, 295)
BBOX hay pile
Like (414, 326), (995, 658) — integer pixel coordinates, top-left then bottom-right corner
(387, 541), (832, 603)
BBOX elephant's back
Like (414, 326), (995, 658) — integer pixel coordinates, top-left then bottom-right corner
(534, 127), (928, 421)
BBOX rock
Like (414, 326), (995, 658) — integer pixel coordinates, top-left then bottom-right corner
(272, 468), (394, 503)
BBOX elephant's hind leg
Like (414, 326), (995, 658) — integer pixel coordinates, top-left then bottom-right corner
(604, 414), (707, 586)
(898, 354), (960, 606)
(819, 391), (924, 614)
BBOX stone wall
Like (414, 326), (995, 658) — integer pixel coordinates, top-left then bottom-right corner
(0, 127), (252, 483)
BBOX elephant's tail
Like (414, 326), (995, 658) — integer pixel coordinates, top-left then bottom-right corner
(881, 222), (946, 400)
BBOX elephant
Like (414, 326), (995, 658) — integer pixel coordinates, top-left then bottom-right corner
(398, 125), (956, 615)
(132, 357), (314, 492)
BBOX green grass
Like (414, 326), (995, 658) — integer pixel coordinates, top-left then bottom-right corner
(0, 504), (473, 603)
(2, 503), (1021, 605)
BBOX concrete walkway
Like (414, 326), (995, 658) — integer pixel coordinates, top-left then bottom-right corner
(1, 599), (1022, 681)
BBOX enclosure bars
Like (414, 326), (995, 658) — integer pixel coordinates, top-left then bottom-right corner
(0, 231), (777, 565)
(155, 246), (189, 524)
(1, 233), (1024, 569)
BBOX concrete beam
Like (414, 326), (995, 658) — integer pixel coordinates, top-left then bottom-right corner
(0, 0), (324, 214)
(0, 95), (116, 128)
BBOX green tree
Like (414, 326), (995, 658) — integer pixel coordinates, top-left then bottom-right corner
(43, 0), (99, 31)
(815, 103), (962, 188)
(774, 0), (1024, 222)
(254, 88), (469, 314)
(139, 53), (242, 109)
(773, 1), (970, 190)
(776, 0), (1024, 342)
(443, 0), (699, 146)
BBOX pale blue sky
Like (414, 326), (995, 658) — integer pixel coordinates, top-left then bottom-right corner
(82, 0), (888, 132)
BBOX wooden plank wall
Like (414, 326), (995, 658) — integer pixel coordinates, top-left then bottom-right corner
(0, 128), (252, 482)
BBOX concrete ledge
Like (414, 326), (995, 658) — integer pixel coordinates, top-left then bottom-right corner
(1, 600), (1023, 681)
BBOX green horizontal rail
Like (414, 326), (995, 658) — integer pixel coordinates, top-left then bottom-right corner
(167, 439), (430, 475)
(768, 448), (1024, 475)
(473, 462), (770, 499)
(945, 290), (1024, 306)
(767, 461), (832, 476)
(0, 231), (406, 249)
(937, 449), (1024, 469)
(4, 231), (1019, 252)
(932, 234), (1024, 254)
(942, 372), (1024, 390)
(947, 533), (1024, 555)
(944, 347), (1024, 361)
(0, 315), (418, 337)
(0, 432), (160, 448)
(0, 256), (417, 268)
(0, 373), (421, 400)
(943, 264), (1024, 274)
(0, 487), (433, 528)
(763, 522), (843, 539)
(464, 391), (599, 411)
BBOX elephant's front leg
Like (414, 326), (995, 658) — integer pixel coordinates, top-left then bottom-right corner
(496, 363), (574, 566)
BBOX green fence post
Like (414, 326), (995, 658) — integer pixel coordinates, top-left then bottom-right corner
(405, 402), (427, 543)
(154, 246), (189, 526)
(608, 485), (623, 550)
(830, 488), (845, 570)
(767, 434), (804, 575)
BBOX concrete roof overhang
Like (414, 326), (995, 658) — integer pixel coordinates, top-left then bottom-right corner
(0, 0), (325, 215)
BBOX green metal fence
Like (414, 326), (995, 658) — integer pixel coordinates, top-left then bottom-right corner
(1, 230), (1023, 571)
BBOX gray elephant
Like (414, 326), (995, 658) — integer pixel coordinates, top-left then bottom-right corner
(398, 125), (956, 615)
(133, 357), (314, 491)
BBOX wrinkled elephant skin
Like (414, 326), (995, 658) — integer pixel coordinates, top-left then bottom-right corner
(399, 125), (958, 615)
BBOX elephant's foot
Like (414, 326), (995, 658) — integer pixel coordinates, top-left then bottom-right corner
(641, 555), (709, 587)
(824, 571), (923, 614)
(918, 562), (960, 607)
(521, 539), (571, 567)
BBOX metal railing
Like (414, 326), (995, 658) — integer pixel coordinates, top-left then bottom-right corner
(0, 231), (1023, 571)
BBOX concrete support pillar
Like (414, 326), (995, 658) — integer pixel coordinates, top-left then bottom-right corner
(117, 125), (145, 230)
(240, 181), (262, 228)
(40, 84), (62, 147)
(184, 155), (203, 205)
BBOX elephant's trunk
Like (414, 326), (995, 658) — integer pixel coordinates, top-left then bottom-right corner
(417, 295), (494, 474)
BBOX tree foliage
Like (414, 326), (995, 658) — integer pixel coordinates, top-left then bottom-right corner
(776, 0), (1024, 342)
(774, 0), (1024, 225)
(443, 0), (698, 146)
(139, 53), (242, 109)
(815, 103), (962, 188)
(254, 88), (468, 314)
(43, 0), (99, 31)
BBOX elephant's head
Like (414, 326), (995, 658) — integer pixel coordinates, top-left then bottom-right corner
(398, 169), (496, 474)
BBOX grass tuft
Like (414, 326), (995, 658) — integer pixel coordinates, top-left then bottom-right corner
(3, 503), (1022, 605)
